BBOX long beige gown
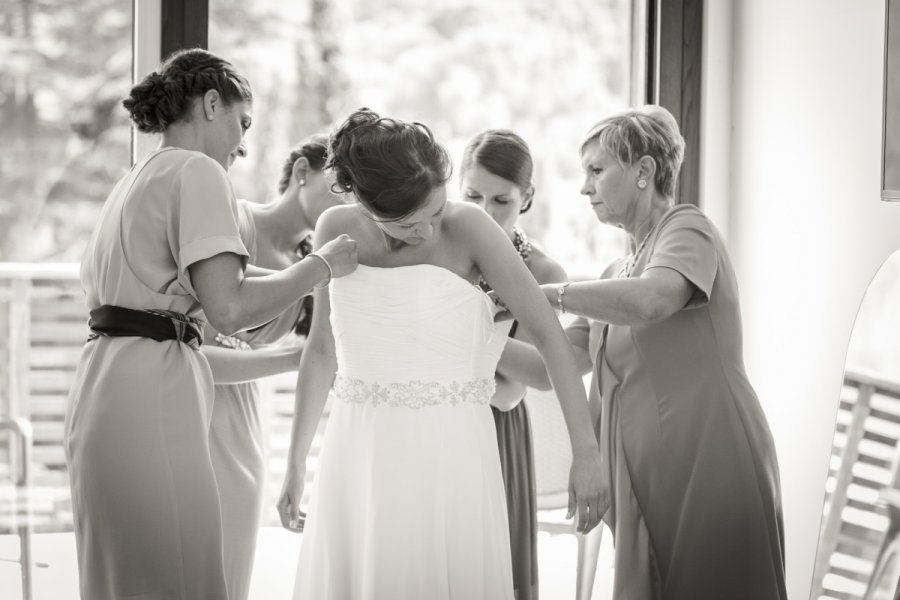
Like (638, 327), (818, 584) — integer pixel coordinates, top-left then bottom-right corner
(207, 201), (306, 600)
(65, 147), (248, 600)
(590, 204), (787, 599)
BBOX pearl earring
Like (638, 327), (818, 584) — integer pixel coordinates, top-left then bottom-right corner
(299, 179), (306, 186)
(637, 179), (647, 189)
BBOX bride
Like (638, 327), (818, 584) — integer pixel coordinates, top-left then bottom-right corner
(277, 108), (604, 599)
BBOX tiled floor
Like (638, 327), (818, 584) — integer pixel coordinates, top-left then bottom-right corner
(1, 525), (616, 599)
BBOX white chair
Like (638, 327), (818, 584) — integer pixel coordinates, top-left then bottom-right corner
(525, 386), (604, 600)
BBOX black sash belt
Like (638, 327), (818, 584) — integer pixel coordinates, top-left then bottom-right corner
(88, 305), (204, 349)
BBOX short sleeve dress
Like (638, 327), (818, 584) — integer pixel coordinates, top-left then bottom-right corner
(64, 147), (249, 600)
(594, 204), (787, 599)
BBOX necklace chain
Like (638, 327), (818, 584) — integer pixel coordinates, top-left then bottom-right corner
(478, 226), (532, 291)
(617, 222), (656, 279)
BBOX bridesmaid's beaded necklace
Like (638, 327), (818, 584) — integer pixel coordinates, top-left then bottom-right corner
(478, 226), (532, 292)
(617, 221), (657, 279)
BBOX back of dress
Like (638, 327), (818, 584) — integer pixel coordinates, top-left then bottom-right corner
(293, 262), (516, 600)
(80, 147), (247, 315)
(330, 263), (508, 389)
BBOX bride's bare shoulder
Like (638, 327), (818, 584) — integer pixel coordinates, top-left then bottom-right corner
(443, 200), (494, 234)
(316, 203), (367, 237)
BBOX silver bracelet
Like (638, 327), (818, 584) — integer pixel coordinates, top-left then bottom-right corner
(307, 252), (333, 288)
(557, 281), (572, 314)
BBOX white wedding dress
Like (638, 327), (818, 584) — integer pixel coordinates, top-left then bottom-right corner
(292, 263), (515, 600)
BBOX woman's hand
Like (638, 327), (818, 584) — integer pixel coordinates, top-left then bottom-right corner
(485, 290), (515, 322)
(277, 462), (308, 533)
(315, 234), (358, 279)
(540, 283), (559, 306)
(567, 447), (607, 534)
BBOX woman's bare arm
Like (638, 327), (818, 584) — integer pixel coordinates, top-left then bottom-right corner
(202, 342), (303, 384)
(454, 203), (605, 532)
(276, 212), (345, 531)
(189, 224), (355, 335)
(543, 268), (693, 326)
(495, 327), (592, 390)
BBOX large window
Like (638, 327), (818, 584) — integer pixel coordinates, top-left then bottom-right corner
(0, 0), (639, 536)
(0, 1), (132, 262)
(0, 3), (655, 597)
(210, 0), (634, 276)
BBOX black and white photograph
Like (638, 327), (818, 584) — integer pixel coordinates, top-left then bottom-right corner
(0, 1), (898, 599)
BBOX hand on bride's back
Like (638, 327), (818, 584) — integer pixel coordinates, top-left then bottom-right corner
(317, 234), (358, 278)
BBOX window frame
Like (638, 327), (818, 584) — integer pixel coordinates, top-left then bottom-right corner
(138, 0), (701, 206)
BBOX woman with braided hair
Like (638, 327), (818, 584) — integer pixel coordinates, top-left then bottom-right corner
(64, 49), (356, 600)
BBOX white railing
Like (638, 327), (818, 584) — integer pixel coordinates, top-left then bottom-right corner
(0, 263), (82, 533)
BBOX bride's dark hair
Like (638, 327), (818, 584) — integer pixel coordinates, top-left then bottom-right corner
(326, 108), (452, 221)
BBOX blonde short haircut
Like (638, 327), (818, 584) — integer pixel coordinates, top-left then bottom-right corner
(581, 105), (685, 198)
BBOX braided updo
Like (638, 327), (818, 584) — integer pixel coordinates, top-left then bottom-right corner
(326, 108), (452, 221)
(123, 48), (252, 134)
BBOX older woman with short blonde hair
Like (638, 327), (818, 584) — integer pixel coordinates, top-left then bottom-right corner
(497, 105), (787, 599)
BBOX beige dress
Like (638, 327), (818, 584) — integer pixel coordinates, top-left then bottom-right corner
(589, 205), (786, 599)
(65, 147), (249, 600)
(207, 201), (306, 600)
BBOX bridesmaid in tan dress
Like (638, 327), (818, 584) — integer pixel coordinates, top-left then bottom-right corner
(499, 105), (786, 599)
(64, 49), (357, 600)
(202, 134), (342, 600)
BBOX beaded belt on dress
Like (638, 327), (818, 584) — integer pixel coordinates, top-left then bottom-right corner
(333, 374), (495, 409)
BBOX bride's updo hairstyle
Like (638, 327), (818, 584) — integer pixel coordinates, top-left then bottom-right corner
(123, 48), (252, 134)
(326, 108), (452, 221)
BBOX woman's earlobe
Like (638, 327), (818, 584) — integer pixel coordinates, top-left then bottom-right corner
(639, 155), (657, 180)
(203, 89), (220, 120)
(293, 156), (311, 187)
(519, 186), (535, 213)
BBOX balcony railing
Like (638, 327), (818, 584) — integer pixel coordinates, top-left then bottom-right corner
(0, 264), (84, 533)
